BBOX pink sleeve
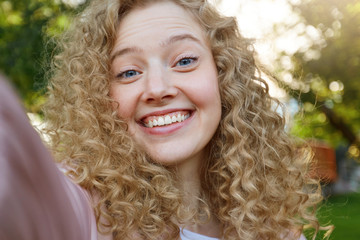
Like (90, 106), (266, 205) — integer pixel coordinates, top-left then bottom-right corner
(0, 77), (98, 240)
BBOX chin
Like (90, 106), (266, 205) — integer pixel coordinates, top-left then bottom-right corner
(149, 156), (185, 166)
(146, 151), (191, 167)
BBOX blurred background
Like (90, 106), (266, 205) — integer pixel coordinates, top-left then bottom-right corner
(0, 0), (359, 239)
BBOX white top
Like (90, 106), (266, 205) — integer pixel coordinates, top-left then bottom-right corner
(180, 229), (219, 240)
(180, 228), (307, 240)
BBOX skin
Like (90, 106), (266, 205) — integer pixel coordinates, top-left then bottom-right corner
(110, 2), (222, 237)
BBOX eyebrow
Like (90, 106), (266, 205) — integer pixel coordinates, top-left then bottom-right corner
(110, 46), (143, 62)
(110, 33), (202, 62)
(160, 33), (201, 47)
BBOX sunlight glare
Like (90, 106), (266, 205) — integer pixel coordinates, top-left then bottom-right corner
(213, 0), (299, 100)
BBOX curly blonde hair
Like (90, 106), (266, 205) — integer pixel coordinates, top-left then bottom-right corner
(43, 0), (324, 239)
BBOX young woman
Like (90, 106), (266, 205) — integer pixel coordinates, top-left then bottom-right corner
(1, 0), (325, 239)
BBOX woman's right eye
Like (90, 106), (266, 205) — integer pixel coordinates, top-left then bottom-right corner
(116, 69), (141, 80)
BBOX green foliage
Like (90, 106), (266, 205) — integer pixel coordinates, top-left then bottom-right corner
(291, 109), (343, 146)
(283, 0), (360, 149)
(0, 0), (84, 112)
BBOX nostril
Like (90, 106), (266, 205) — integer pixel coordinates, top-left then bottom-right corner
(146, 94), (173, 104)
(142, 77), (178, 103)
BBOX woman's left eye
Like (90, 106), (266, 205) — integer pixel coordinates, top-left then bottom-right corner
(175, 57), (198, 67)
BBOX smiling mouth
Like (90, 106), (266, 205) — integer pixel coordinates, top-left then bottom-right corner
(141, 111), (191, 128)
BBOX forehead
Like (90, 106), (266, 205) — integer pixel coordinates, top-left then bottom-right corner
(114, 1), (207, 48)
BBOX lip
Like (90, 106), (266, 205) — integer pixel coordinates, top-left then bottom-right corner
(137, 109), (195, 136)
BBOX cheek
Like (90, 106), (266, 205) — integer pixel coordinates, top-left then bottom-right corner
(187, 70), (221, 108)
(109, 85), (137, 120)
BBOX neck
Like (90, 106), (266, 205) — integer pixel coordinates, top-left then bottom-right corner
(172, 152), (222, 239)
(174, 152), (203, 206)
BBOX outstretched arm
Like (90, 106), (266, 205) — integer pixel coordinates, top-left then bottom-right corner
(0, 75), (96, 240)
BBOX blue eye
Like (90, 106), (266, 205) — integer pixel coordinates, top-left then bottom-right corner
(117, 70), (140, 79)
(177, 58), (193, 66)
(176, 57), (198, 67)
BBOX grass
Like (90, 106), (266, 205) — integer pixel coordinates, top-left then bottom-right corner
(304, 192), (360, 239)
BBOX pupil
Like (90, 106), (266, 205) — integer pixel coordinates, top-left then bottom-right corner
(181, 59), (191, 65)
(126, 70), (136, 77)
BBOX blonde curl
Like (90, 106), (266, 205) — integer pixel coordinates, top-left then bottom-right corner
(43, 0), (327, 239)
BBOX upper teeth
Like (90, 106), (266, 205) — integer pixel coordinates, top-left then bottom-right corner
(145, 113), (190, 128)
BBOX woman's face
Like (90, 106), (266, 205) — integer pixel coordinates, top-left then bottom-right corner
(110, 1), (221, 166)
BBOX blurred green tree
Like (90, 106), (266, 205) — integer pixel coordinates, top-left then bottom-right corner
(275, 0), (360, 157)
(0, 0), (84, 112)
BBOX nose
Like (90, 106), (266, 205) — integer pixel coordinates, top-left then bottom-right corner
(142, 66), (177, 104)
